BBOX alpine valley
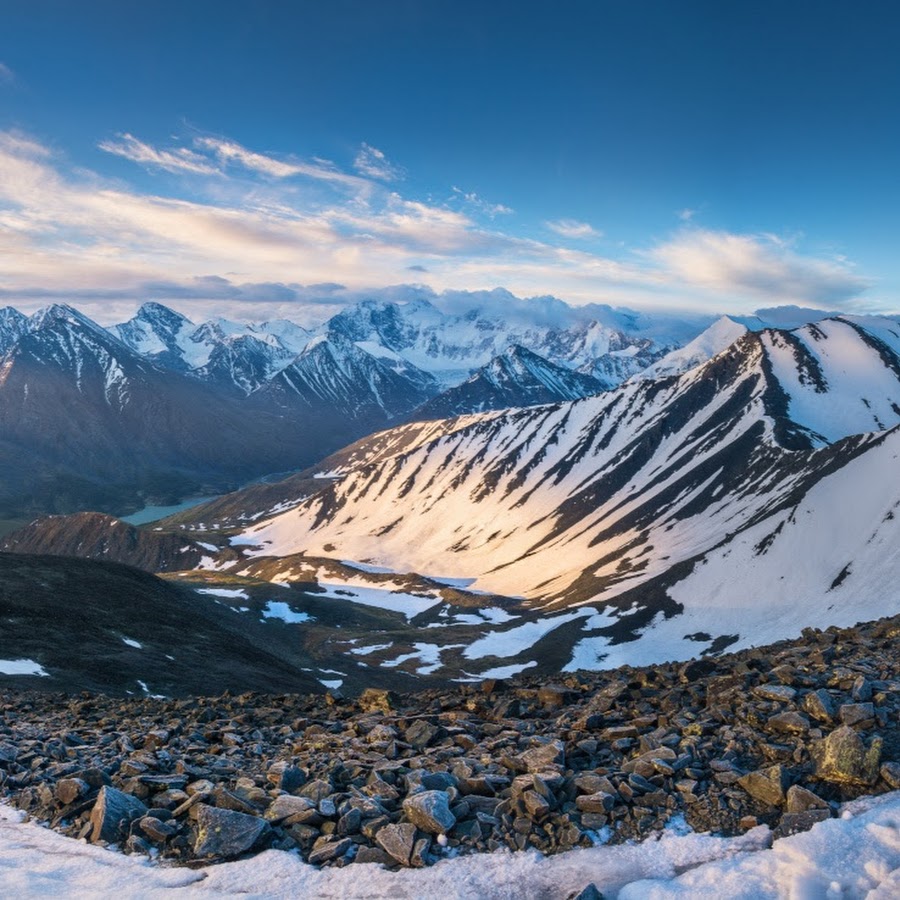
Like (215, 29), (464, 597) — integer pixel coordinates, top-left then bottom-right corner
(2, 295), (899, 696)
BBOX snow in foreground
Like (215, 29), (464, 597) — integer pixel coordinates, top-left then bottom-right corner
(2, 794), (900, 898)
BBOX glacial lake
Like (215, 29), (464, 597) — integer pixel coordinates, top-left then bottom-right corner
(121, 496), (220, 526)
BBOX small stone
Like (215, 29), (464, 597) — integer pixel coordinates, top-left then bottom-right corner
(308, 836), (352, 865)
(767, 711), (810, 734)
(754, 684), (798, 703)
(354, 846), (393, 865)
(403, 790), (456, 834)
(523, 790), (551, 821)
(576, 791), (616, 813)
(139, 816), (177, 842)
(193, 805), (270, 858)
(518, 740), (565, 773)
(359, 686), (401, 713)
(737, 765), (788, 807)
(265, 794), (317, 824)
(838, 703), (875, 727)
(880, 762), (900, 789)
(56, 777), (89, 806)
(851, 676), (873, 703)
(785, 785), (828, 813)
(802, 689), (836, 723)
(774, 809), (830, 838)
(565, 885), (604, 900)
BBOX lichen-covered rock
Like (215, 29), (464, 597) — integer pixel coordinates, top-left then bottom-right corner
(193, 805), (270, 858)
(813, 726), (882, 785)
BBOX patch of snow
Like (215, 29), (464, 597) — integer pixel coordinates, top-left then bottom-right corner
(6, 792), (900, 897)
(121, 638), (142, 649)
(196, 587), (249, 600)
(0, 659), (48, 677)
(261, 601), (313, 624)
(348, 643), (393, 655)
(463, 609), (594, 660)
(340, 559), (397, 574)
(474, 661), (538, 679)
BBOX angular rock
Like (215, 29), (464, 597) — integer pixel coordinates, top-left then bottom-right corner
(193, 805), (270, 858)
(737, 765), (788, 806)
(264, 794), (318, 824)
(767, 711), (810, 734)
(89, 786), (148, 843)
(403, 790), (456, 834)
(813, 726), (882, 786)
(881, 762), (900, 789)
(566, 886), (604, 900)
(754, 684), (797, 703)
(518, 740), (565, 773)
(785, 785), (828, 813)
(308, 836), (352, 864)
(376, 822), (418, 866)
(838, 703), (875, 727)
(802, 689), (836, 723)
(56, 777), (89, 806)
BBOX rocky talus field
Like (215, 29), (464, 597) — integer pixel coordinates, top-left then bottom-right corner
(2, 613), (899, 874)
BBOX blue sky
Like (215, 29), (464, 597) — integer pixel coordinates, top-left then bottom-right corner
(1, 0), (899, 321)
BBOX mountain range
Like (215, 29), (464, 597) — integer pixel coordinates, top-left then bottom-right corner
(6, 306), (900, 690)
(0, 295), (722, 516)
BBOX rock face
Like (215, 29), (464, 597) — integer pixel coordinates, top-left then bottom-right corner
(3, 611), (900, 871)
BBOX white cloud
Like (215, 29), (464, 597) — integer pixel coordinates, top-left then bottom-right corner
(649, 229), (870, 305)
(678, 208), (697, 222)
(0, 63), (13, 85)
(99, 133), (219, 175)
(0, 129), (877, 317)
(353, 143), (404, 181)
(545, 219), (601, 239)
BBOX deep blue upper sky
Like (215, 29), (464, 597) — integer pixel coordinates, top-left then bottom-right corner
(1, 0), (899, 320)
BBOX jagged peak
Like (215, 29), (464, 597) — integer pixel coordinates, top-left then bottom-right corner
(135, 301), (193, 326)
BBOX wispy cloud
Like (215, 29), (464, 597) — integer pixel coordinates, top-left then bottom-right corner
(451, 186), (513, 218)
(0, 62), (13, 85)
(0, 128), (876, 317)
(546, 219), (601, 239)
(99, 133), (219, 175)
(678, 208), (697, 222)
(353, 143), (404, 181)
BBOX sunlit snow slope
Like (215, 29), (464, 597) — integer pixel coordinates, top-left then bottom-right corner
(232, 316), (900, 660)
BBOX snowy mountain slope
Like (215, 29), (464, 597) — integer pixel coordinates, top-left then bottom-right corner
(412, 344), (606, 419)
(229, 317), (900, 667)
(0, 306), (28, 354)
(257, 335), (438, 422)
(632, 316), (749, 382)
(193, 332), (296, 394)
(0, 305), (342, 516)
